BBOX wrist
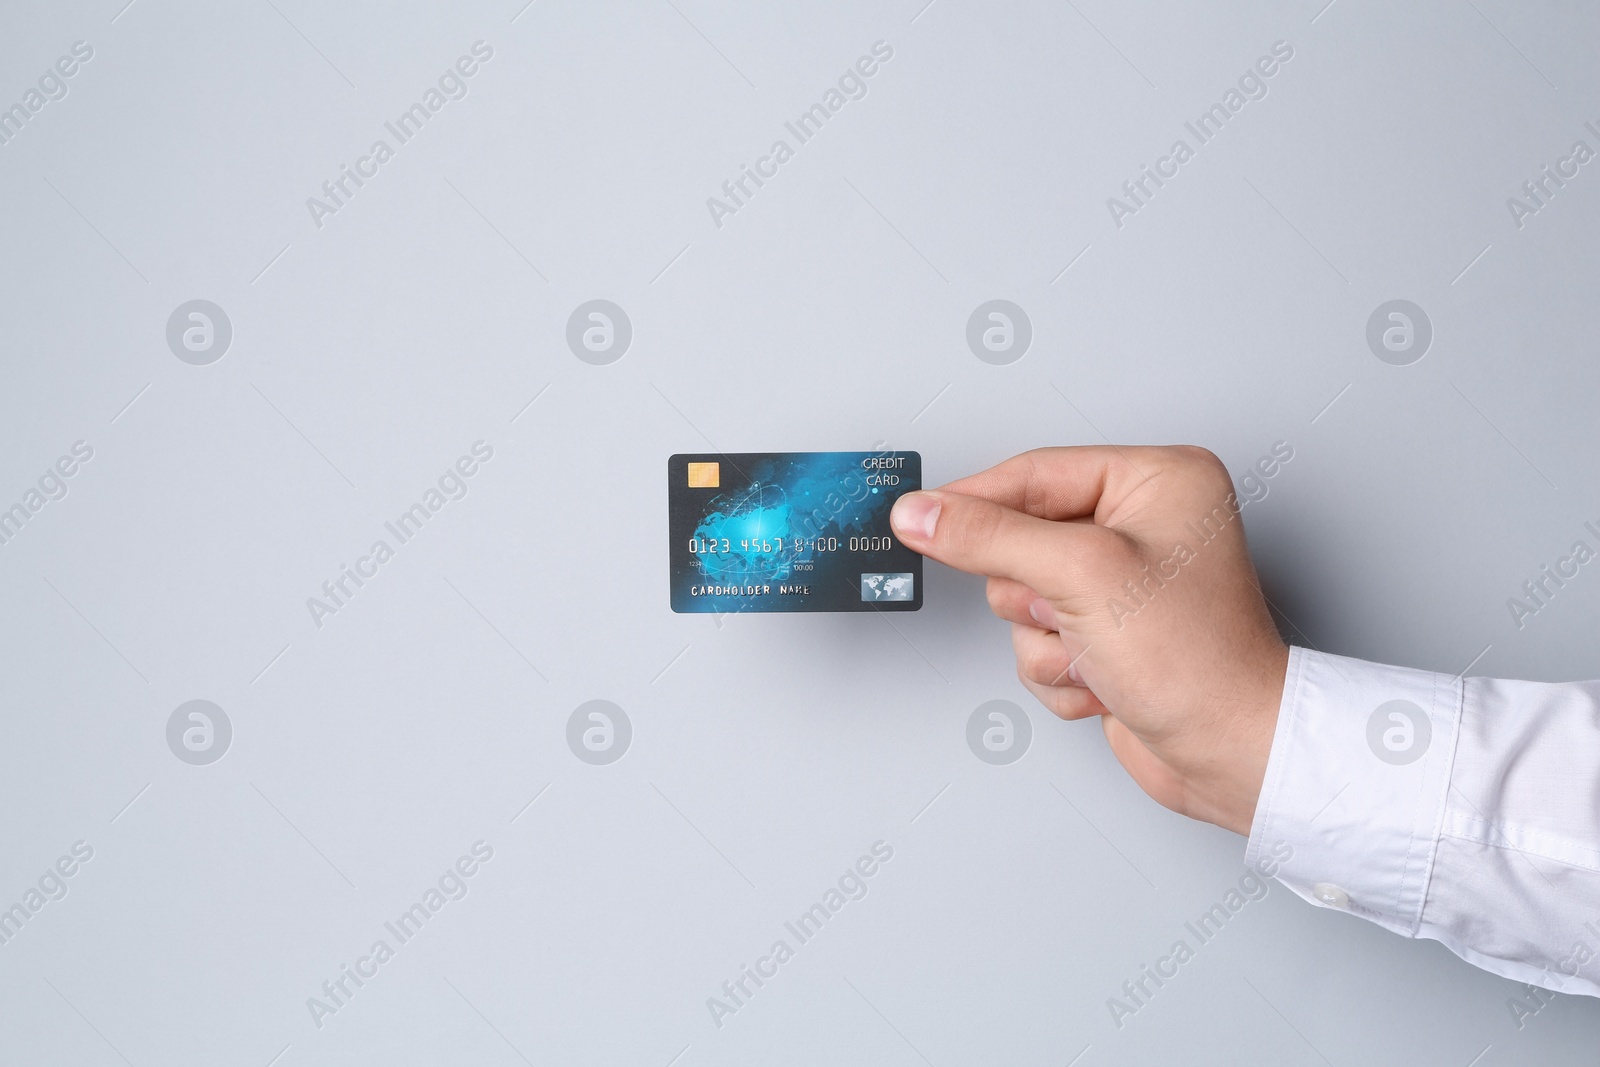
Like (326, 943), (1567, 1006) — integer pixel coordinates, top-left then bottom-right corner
(1223, 641), (1290, 835)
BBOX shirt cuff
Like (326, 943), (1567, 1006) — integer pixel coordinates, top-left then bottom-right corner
(1246, 645), (1462, 937)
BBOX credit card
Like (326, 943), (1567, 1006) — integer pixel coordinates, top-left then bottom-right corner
(668, 451), (923, 613)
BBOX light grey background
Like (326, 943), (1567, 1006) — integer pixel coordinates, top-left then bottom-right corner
(3, 0), (1598, 1063)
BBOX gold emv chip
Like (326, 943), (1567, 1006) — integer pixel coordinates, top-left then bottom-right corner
(686, 462), (719, 488)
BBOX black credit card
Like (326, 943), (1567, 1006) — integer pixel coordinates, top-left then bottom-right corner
(668, 451), (923, 613)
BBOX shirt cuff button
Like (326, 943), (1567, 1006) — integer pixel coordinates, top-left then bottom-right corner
(1312, 883), (1350, 908)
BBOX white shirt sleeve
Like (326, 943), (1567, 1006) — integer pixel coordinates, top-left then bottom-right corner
(1246, 645), (1600, 997)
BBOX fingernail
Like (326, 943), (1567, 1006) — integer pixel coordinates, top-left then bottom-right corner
(891, 492), (940, 541)
(1028, 597), (1056, 629)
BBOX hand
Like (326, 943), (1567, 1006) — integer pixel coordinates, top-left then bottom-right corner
(890, 446), (1288, 836)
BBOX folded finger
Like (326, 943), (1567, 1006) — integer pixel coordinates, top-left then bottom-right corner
(987, 576), (1043, 627)
(1021, 675), (1108, 721)
(1012, 623), (1085, 687)
(938, 446), (1139, 521)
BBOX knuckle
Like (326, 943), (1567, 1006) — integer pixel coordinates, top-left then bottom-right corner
(1023, 670), (1046, 697)
(1173, 445), (1230, 483)
(1019, 647), (1050, 683)
(1015, 637), (1064, 685)
(1016, 450), (1050, 514)
(1045, 686), (1078, 718)
(1012, 634), (1038, 674)
(985, 578), (1008, 615)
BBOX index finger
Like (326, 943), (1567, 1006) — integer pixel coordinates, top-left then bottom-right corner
(938, 446), (1147, 522)
(890, 487), (1120, 605)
